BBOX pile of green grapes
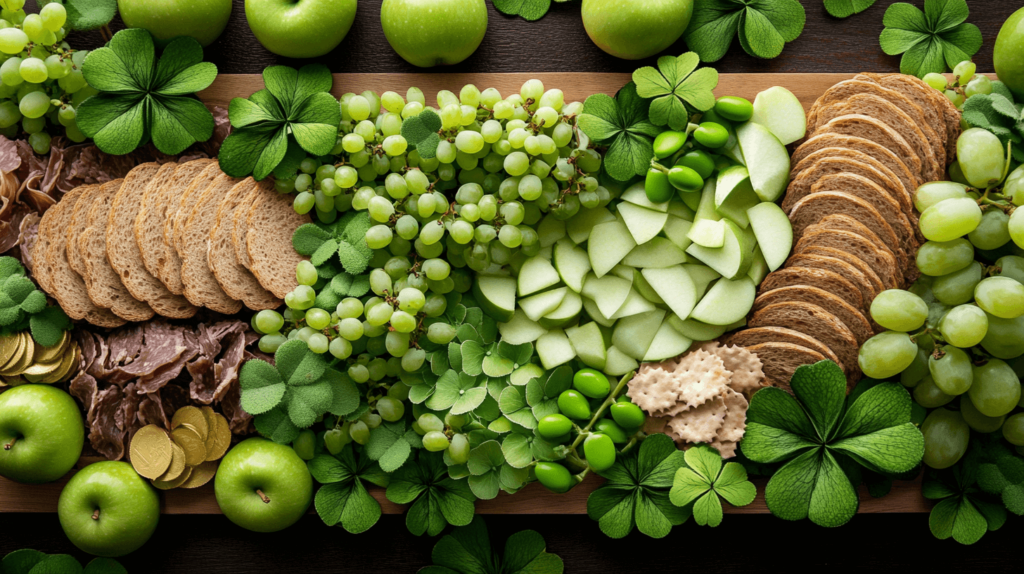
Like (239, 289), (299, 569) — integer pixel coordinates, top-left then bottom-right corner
(0, 0), (96, 153)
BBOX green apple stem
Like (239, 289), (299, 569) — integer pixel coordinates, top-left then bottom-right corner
(92, 509), (100, 520)
(2, 436), (14, 450)
(256, 489), (271, 504)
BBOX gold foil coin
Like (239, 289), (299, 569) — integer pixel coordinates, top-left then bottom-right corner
(33, 331), (68, 364)
(0, 334), (19, 366)
(171, 426), (207, 467)
(0, 335), (25, 372)
(21, 357), (62, 377)
(172, 406), (209, 439)
(38, 344), (78, 385)
(156, 443), (187, 483)
(205, 414), (232, 462)
(130, 425), (173, 480)
(179, 460), (217, 489)
(152, 467), (192, 490)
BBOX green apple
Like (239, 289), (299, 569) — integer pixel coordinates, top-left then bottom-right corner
(690, 277), (756, 326)
(581, 0), (694, 60)
(750, 86), (807, 146)
(995, 7), (1024, 97)
(119, 0), (233, 47)
(497, 309), (548, 344)
(536, 329), (576, 369)
(215, 437), (312, 533)
(612, 310), (665, 360)
(57, 461), (160, 557)
(245, 0), (357, 58)
(588, 220), (636, 277)
(736, 122), (791, 202)
(686, 219), (755, 279)
(0, 384), (84, 484)
(474, 274), (517, 322)
(604, 345), (639, 376)
(643, 319), (692, 361)
(747, 202), (793, 271)
(380, 0), (488, 68)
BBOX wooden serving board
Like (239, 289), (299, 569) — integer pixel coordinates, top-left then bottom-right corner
(1, 73), (944, 517)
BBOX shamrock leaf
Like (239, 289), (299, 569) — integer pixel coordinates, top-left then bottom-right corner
(253, 406), (300, 444)
(427, 371), (489, 416)
(220, 64), (340, 180)
(684, 0), (806, 63)
(577, 82), (661, 182)
(467, 440), (529, 499)
(419, 516), (563, 574)
(401, 108), (443, 159)
(879, 0), (982, 78)
(292, 211), (374, 275)
(386, 451), (477, 536)
(824, 0), (876, 18)
(741, 361), (924, 527)
(669, 444), (756, 527)
(312, 271), (371, 311)
(491, 0), (572, 21)
(499, 385), (537, 430)
(633, 52), (718, 131)
(0, 256), (25, 280)
(500, 425), (559, 468)
(366, 419), (423, 472)
(78, 29), (216, 155)
(924, 442), (1007, 546)
(587, 433), (689, 539)
(484, 341), (534, 378)
(309, 446), (390, 534)
(975, 439), (1024, 516)
(525, 365), (573, 420)
(29, 305), (71, 348)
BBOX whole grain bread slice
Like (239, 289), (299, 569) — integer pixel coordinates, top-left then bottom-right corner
(66, 184), (105, 279)
(179, 174), (244, 314)
(245, 185), (311, 299)
(871, 73), (960, 163)
(790, 147), (916, 218)
(739, 342), (830, 394)
(791, 135), (920, 194)
(758, 266), (864, 312)
(30, 206), (56, 296)
(810, 173), (920, 244)
(724, 327), (843, 371)
(136, 158), (215, 294)
(753, 285), (874, 345)
(163, 162), (222, 293)
(38, 186), (125, 328)
(232, 189), (257, 271)
(79, 180), (154, 322)
(748, 301), (861, 386)
(781, 255), (880, 307)
(796, 229), (903, 289)
(210, 179), (282, 310)
(799, 245), (889, 297)
(812, 114), (924, 181)
(108, 163), (198, 319)
(803, 213), (911, 285)
(788, 191), (906, 257)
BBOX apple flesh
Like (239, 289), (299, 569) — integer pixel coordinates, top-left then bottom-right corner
(0, 384), (84, 484)
(245, 0), (357, 58)
(995, 8), (1024, 97)
(750, 86), (807, 146)
(215, 437), (313, 533)
(581, 0), (694, 60)
(736, 121), (791, 203)
(381, 0), (488, 67)
(119, 0), (233, 47)
(58, 461), (160, 557)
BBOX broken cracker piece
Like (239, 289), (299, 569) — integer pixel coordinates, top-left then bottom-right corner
(701, 341), (766, 396)
(710, 438), (738, 459)
(667, 393), (727, 444)
(627, 361), (685, 416)
(716, 388), (749, 443)
(673, 349), (730, 410)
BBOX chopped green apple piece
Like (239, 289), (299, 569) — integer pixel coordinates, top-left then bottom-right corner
(714, 168), (759, 228)
(643, 320), (693, 362)
(553, 239), (591, 293)
(566, 321), (607, 370)
(617, 202), (669, 245)
(620, 182), (669, 212)
(582, 297), (615, 327)
(622, 237), (687, 268)
(519, 287), (568, 322)
(537, 215), (566, 247)
(604, 345), (639, 377)
(686, 219), (754, 279)
(683, 264), (721, 298)
(714, 165), (750, 207)
(588, 219), (636, 277)
(538, 290), (583, 329)
(498, 309), (548, 345)
(517, 256), (561, 296)
(690, 276), (756, 326)
(536, 329), (576, 369)
(612, 310), (665, 360)
(536, 245), (553, 260)
(642, 266), (697, 321)
(609, 265), (635, 281)
(681, 190), (701, 212)
(747, 245), (769, 285)
(751, 86), (806, 146)
(581, 273), (632, 318)
(667, 315), (729, 341)
(511, 363), (545, 386)
(662, 216), (693, 251)
(687, 219), (725, 248)
(667, 200), (696, 221)
(475, 275), (517, 322)
(632, 269), (664, 304)
(747, 201), (793, 271)
(736, 121), (790, 202)
(566, 207), (616, 244)
(610, 289), (657, 320)
(693, 177), (721, 221)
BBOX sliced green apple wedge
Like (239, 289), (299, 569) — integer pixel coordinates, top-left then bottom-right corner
(498, 309), (548, 345)
(536, 329), (576, 369)
(714, 166), (759, 228)
(643, 320), (693, 362)
(610, 289), (657, 320)
(538, 290), (583, 329)
(685, 219), (754, 279)
(667, 315), (730, 341)
(553, 238), (591, 293)
(609, 265), (634, 281)
(662, 216), (693, 251)
(537, 215), (567, 247)
(751, 86), (806, 146)
(581, 273), (632, 318)
(604, 345), (639, 377)
(620, 182), (669, 212)
(736, 121), (790, 202)
(622, 237), (687, 268)
(588, 219), (636, 277)
(747, 201), (793, 271)
(566, 322), (607, 370)
(683, 264), (721, 298)
(617, 202), (669, 245)
(519, 287), (567, 322)
(642, 266), (697, 321)
(687, 219), (725, 248)
(690, 276), (756, 326)
(517, 256), (561, 296)
(612, 310), (666, 360)
(582, 297), (615, 327)
(475, 275), (517, 322)
(633, 269), (664, 304)
(748, 244), (769, 285)
(566, 206), (615, 244)
(667, 200), (696, 221)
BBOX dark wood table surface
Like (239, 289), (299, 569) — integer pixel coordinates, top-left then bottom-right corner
(4, 0), (1024, 571)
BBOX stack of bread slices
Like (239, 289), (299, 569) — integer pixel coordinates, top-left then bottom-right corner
(33, 160), (310, 327)
(727, 73), (961, 392)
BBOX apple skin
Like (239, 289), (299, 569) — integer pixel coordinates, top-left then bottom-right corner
(118, 0), (233, 47)
(582, 0), (693, 60)
(380, 0), (488, 68)
(57, 461), (160, 557)
(245, 0), (358, 58)
(0, 384), (84, 484)
(995, 7), (1024, 97)
(214, 437), (312, 533)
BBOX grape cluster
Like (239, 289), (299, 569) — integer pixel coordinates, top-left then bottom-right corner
(924, 61), (991, 110)
(0, 0), (96, 153)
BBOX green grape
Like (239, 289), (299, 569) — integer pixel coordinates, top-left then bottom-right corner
(0, 99), (19, 128)
(360, 412), (382, 429)
(382, 135), (407, 156)
(292, 192), (314, 214)
(957, 128), (1006, 189)
(975, 277), (1024, 318)
(329, 337), (352, 359)
(858, 331), (917, 378)
(255, 309), (285, 334)
(57, 69), (85, 93)
(447, 433), (470, 464)
(324, 427), (351, 455)
(1010, 208), (1024, 249)
(39, 2), (66, 31)
(919, 197), (983, 241)
(869, 289), (928, 332)
(422, 258), (450, 281)
(292, 430), (316, 460)
(367, 195), (394, 223)
(900, 349), (929, 388)
(417, 413), (444, 434)
(939, 304), (988, 347)
(953, 60), (976, 84)
(0, 56), (21, 85)
(397, 287), (425, 312)
(961, 394), (1006, 433)
(349, 420), (370, 444)
(923, 72), (948, 91)
(968, 359), (1021, 417)
(20, 13), (41, 40)
(365, 225), (393, 249)
(348, 363), (370, 384)
(914, 181), (969, 212)
(18, 57), (46, 83)
(390, 310), (416, 333)
(995, 256), (1024, 284)
(381, 90), (404, 112)
(376, 396), (405, 422)
(498, 224), (522, 248)
(981, 314), (1024, 359)
(965, 75), (992, 98)
(932, 262), (983, 305)
(914, 375), (956, 408)
(1002, 413), (1024, 446)
(928, 345), (973, 395)
(915, 239), (974, 276)
(348, 95), (370, 121)
(944, 89), (964, 108)
(306, 308), (331, 330)
(427, 322), (456, 344)
(295, 326), (316, 343)
(27, 131), (50, 155)
(921, 408), (970, 469)
(417, 430), (448, 452)
(385, 330), (410, 357)
(44, 54), (70, 79)
(338, 317), (364, 340)
(18, 90), (49, 119)
(1005, 165), (1024, 205)
(258, 333), (286, 353)
(307, 333), (329, 354)
(295, 260), (317, 286)
(21, 115), (43, 134)
(968, 209), (1011, 250)
(401, 347), (426, 371)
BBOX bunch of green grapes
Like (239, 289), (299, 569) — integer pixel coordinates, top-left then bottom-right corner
(923, 60), (991, 110)
(0, 0), (96, 153)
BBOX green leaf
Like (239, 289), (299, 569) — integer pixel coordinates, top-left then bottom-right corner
(577, 82), (658, 181)
(824, 0), (877, 18)
(683, 443), (723, 482)
(492, 0), (553, 22)
(692, 490), (724, 527)
(25, 554), (83, 574)
(325, 369), (359, 417)
(684, 0), (805, 62)
(401, 109), (444, 159)
(239, 359), (286, 415)
(670, 467), (711, 508)
(2, 549), (48, 574)
(88, 28), (154, 89)
(425, 516), (559, 574)
(275, 339), (327, 386)
(633, 52), (718, 131)
(308, 453), (353, 484)
(500, 433), (534, 469)
(62, 0), (117, 31)
(366, 420), (417, 473)
(790, 360), (847, 439)
(82, 558), (127, 574)
(498, 385), (537, 429)
(765, 448), (859, 527)
(149, 95), (216, 155)
(75, 93), (147, 155)
(831, 423), (925, 473)
(835, 383), (912, 438)
(254, 406), (300, 444)
(29, 305), (71, 347)
(286, 382), (333, 428)
(291, 92), (344, 155)
(929, 496), (987, 544)
(388, 452), (476, 537)
(879, 0), (981, 77)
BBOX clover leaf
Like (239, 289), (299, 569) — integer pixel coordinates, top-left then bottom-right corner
(824, 0), (876, 18)
(309, 445), (390, 534)
(962, 88), (1024, 163)
(0, 549), (126, 574)
(975, 439), (1024, 517)
(77, 28), (217, 156)
(310, 271), (371, 313)
(401, 108), (443, 159)
(741, 361), (924, 528)
(577, 82), (660, 182)
(292, 210), (374, 275)
(586, 433), (690, 539)
(386, 451), (477, 536)
(669, 444), (756, 527)
(427, 371), (489, 416)
(684, 0), (806, 63)
(366, 418), (423, 472)
(220, 64), (340, 180)
(28, 306), (72, 348)
(525, 365), (573, 420)
(467, 440), (529, 499)
(879, 0), (982, 78)
(419, 516), (563, 574)
(500, 424), (559, 468)
(491, 0), (572, 21)
(923, 436), (1010, 546)
(499, 384), (537, 429)
(39, 0), (118, 31)
(633, 52), (718, 131)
